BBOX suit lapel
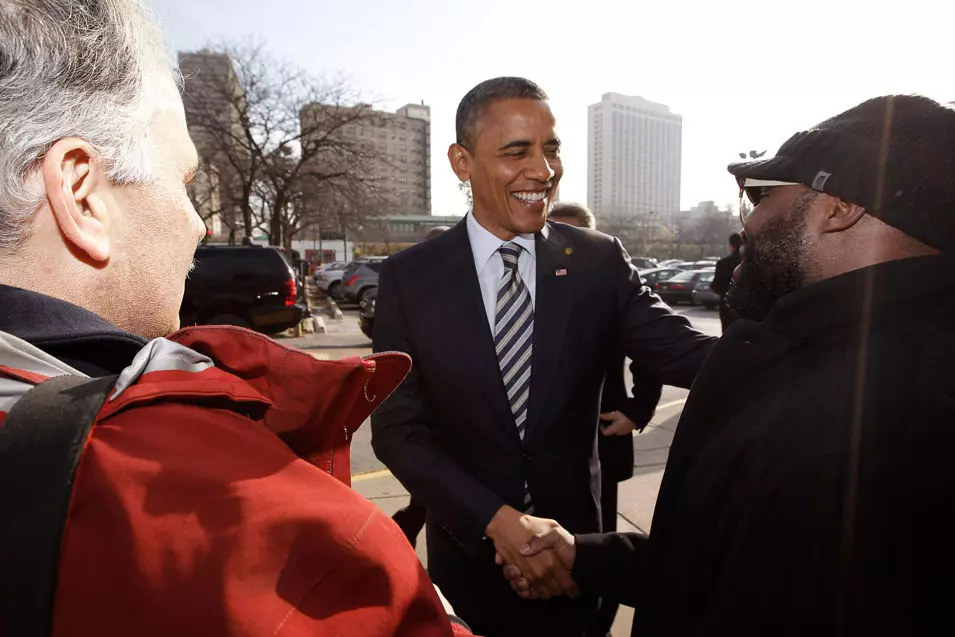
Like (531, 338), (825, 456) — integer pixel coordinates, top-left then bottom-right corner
(437, 221), (519, 440)
(525, 224), (574, 445)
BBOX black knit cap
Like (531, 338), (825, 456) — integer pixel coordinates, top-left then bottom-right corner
(728, 95), (955, 251)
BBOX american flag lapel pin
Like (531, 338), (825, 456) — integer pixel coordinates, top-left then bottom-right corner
(555, 268), (568, 277)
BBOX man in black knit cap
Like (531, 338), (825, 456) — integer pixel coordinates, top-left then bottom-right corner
(500, 95), (955, 636)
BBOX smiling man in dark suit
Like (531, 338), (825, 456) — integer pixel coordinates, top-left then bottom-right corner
(371, 77), (716, 637)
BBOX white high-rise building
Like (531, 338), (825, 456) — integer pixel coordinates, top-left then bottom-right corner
(588, 93), (682, 221)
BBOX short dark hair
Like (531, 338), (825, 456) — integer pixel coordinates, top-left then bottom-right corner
(455, 77), (548, 150)
(549, 202), (596, 230)
(729, 233), (743, 249)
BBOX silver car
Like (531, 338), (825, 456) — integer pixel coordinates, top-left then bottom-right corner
(691, 270), (721, 309)
(313, 261), (348, 296)
(341, 257), (387, 305)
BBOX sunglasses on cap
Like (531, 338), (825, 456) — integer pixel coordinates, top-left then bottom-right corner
(738, 178), (800, 224)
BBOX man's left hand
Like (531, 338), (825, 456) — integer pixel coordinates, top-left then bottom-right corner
(600, 410), (637, 436)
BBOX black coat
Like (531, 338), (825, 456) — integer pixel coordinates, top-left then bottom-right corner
(710, 250), (740, 298)
(572, 254), (955, 636)
(371, 219), (714, 634)
(599, 358), (662, 484)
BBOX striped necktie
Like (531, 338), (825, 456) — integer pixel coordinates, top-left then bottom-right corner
(495, 242), (535, 513)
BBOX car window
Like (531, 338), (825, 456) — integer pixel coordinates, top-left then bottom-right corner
(190, 250), (234, 283)
(365, 261), (384, 273)
(699, 272), (715, 283)
(668, 271), (695, 282)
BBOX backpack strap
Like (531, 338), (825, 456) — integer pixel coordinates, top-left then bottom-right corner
(0, 374), (118, 637)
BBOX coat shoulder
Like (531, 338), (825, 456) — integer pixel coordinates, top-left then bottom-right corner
(545, 220), (621, 255)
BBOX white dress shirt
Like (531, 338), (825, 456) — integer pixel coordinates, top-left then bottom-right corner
(466, 212), (538, 333)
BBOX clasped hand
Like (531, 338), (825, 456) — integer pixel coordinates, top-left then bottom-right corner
(485, 505), (579, 600)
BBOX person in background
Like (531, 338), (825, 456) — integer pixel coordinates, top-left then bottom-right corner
(372, 76), (715, 636)
(500, 94), (955, 637)
(0, 1), (472, 634)
(548, 201), (663, 637)
(711, 233), (742, 331)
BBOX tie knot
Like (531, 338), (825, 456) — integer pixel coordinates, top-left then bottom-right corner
(499, 243), (522, 271)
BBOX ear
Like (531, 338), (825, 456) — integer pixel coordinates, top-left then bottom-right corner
(447, 143), (472, 183)
(814, 196), (867, 235)
(42, 138), (110, 262)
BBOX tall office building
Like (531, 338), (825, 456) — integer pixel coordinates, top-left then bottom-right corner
(588, 93), (682, 221)
(302, 102), (432, 215)
(179, 51), (247, 239)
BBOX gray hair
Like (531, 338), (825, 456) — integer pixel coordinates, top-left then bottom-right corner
(455, 77), (548, 150)
(0, 0), (178, 251)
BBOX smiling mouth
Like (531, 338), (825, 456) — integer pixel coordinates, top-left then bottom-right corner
(511, 191), (547, 203)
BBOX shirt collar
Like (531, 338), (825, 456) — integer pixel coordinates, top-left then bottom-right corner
(466, 211), (539, 271)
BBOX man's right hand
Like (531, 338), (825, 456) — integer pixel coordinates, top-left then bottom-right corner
(486, 506), (578, 600)
(498, 521), (578, 599)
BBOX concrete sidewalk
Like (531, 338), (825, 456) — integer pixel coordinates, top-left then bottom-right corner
(351, 402), (685, 637)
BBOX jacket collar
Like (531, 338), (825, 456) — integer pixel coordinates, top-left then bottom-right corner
(762, 254), (955, 340)
(0, 285), (146, 374)
(0, 313), (412, 485)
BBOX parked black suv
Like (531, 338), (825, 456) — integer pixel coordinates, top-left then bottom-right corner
(180, 245), (306, 334)
(358, 288), (376, 339)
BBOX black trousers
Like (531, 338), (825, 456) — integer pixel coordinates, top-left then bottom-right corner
(589, 476), (620, 636)
(392, 497), (426, 548)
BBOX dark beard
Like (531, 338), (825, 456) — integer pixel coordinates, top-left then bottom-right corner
(725, 201), (813, 323)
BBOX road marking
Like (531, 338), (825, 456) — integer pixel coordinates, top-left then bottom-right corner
(352, 468), (392, 482)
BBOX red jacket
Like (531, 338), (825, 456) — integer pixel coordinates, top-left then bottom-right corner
(0, 325), (472, 636)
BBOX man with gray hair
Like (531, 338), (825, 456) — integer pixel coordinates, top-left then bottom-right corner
(0, 2), (473, 635)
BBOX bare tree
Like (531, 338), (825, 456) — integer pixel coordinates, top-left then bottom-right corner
(180, 42), (386, 251)
(458, 180), (473, 209)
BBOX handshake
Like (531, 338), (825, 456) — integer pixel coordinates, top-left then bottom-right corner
(486, 505), (580, 600)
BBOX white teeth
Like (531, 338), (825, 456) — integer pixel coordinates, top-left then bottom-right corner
(512, 192), (547, 203)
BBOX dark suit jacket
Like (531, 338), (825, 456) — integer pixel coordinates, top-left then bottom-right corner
(371, 219), (715, 630)
(599, 359), (663, 484)
(711, 250), (741, 298)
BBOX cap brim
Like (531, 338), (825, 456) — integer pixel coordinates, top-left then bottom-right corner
(727, 156), (795, 188)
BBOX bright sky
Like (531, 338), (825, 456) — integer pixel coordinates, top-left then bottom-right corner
(153, 0), (952, 217)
